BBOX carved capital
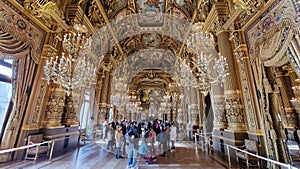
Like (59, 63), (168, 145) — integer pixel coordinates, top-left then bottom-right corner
(213, 19), (227, 34)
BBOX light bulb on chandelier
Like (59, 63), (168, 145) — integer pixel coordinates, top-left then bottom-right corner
(43, 24), (97, 96)
(186, 25), (229, 93)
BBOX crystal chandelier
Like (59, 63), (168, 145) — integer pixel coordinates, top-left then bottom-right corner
(187, 25), (229, 93)
(176, 59), (198, 88)
(44, 24), (96, 95)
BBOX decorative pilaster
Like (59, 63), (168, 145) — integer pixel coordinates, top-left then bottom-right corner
(288, 65), (300, 126)
(43, 86), (65, 127)
(99, 69), (110, 120)
(229, 30), (259, 132)
(275, 67), (297, 128)
(188, 87), (199, 126)
(62, 93), (80, 126)
(217, 29), (246, 131)
(211, 81), (227, 130)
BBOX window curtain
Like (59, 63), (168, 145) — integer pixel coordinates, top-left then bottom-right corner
(0, 29), (30, 59)
(0, 29), (37, 162)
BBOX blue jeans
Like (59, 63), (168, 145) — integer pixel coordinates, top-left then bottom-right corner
(127, 144), (137, 167)
(115, 147), (121, 159)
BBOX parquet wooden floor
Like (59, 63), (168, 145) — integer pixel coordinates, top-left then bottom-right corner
(0, 140), (229, 169)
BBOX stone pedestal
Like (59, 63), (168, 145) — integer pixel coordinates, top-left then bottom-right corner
(213, 129), (247, 159)
(43, 125), (79, 156)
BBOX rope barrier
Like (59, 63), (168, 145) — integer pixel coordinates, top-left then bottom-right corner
(0, 140), (52, 154)
(194, 133), (298, 169)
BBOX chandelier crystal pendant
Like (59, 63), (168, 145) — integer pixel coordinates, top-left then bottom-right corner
(186, 25), (229, 93)
(44, 24), (96, 95)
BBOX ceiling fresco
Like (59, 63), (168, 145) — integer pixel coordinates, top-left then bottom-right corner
(82, 0), (213, 100)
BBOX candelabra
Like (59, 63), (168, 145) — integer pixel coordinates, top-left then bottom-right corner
(44, 24), (97, 95)
(187, 25), (229, 93)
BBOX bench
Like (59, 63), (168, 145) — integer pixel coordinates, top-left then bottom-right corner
(25, 134), (51, 162)
(236, 139), (260, 168)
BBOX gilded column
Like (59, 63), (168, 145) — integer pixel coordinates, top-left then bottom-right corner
(43, 86), (66, 127)
(99, 69), (110, 121)
(189, 87), (199, 128)
(95, 71), (104, 125)
(289, 66), (300, 125)
(106, 69), (114, 116)
(274, 67), (297, 128)
(217, 29), (246, 131)
(62, 93), (80, 126)
(229, 30), (261, 133)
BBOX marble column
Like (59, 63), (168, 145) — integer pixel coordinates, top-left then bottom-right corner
(43, 86), (66, 127)
(217, 30), (246, 131)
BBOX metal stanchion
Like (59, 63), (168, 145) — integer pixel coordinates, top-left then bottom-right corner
(227, 144), (231, 169)
(195, 133), (197, 148)
(49, 141), (55, 161)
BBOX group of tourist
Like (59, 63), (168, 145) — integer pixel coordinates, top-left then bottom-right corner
(102, 119), (178, 169)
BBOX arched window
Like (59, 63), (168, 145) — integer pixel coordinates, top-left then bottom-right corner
(0, 58), (13, 135)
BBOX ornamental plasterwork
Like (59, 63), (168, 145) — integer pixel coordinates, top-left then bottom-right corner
(225, 92), (244, 124)
(233, 0), (264, 16)
(212, 98), (227, 123)
(23, 0), (64, 21)
(229, 30), (257, 129)
(31, 79), (47, 124)
(0, 0), (46, 63)
(88, 0), (107, 29)
(245, 0), (300, 67)
(44, 92), (65, 121)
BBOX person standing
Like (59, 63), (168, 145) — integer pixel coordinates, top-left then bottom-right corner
(126, 121), (140, 169)
(115, 125), (123, 159)
(121, 120), (127, 157)
(170, 124), (177, 151)
(158, 124), (167, 157)
(102, 121), (108, 141)
(106, 123), (114, 151)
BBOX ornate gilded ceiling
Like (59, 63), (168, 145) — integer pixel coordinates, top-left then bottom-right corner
(14, 0), (283, 100)
(85, 0), (213, 98)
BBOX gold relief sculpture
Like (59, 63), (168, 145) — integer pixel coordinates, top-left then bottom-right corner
(88, 0), (106, 29)
(31, 79), (47, 124)
(229, 28), (257, 130)
(63, 93), (80, 126)
(43, 87), (65, 127)
(212, 98), (227, 129)
(233, 0), (264, 15)
(224, 92), (247, 131)
(24, 0), (64, 21)
(285, 111), (297, 128)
